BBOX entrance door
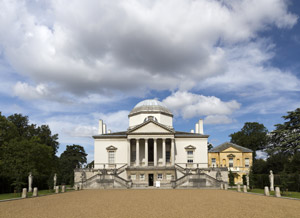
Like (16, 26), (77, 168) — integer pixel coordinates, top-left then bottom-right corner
(148, 174), (154, 186)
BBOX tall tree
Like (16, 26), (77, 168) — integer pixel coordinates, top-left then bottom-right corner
(267, 108), (300, 156)
(59, 145), (87, 185)
(230, 122), (268, 159)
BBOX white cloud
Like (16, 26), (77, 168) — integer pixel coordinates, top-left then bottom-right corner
(0, 0), (298, 101)
(13, 82), (49, 100)
(163, 91), (241, 122)
(204, 115), (235, 125)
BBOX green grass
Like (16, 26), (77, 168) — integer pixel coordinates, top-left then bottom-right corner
(0, 188), (74, 201)
(228, 187), (300, 199)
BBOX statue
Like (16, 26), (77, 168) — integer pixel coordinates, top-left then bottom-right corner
(28, 172), (33, 192)
(216, 170), (222, 181)
(269, 170), (274, 191)
(53, 173), (57, 189)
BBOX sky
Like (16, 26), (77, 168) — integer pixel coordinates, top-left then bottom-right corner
(1, 0), (300, 163)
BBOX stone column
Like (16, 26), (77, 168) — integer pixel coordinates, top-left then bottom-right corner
(264, 186), (270, 196)
(136, 139), (139, 166)
(237, 184), (241, 192)
(33, 187), (38, 197)
(162, 139), (166, 166)
(224, 183), (228, 190)
(62, 185), (65, 193)
(171, 139), (175, 165)
(220, 183), (224, 189)
(154, 139), (157, 166)
(275, 187), (281, 197)
(127, 139), (130, 166)
(243, 185), (247, 193)
(22, 188), (27, 198)
(145, 139), (148, 166)
(55, 186), (59, 194)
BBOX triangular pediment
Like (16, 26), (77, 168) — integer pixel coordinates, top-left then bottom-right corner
(185, 145), (196, 150)
(128, 120), (174, 134)
(106, 145), (117, 150)
(223, 147), (241, 153)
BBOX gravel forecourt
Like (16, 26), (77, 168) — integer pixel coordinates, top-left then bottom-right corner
(0, 189), (299, 218)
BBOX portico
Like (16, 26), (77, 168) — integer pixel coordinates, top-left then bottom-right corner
(128, 137), (175, 167)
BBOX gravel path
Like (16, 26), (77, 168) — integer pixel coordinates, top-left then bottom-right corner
(0, 189), (299, 218)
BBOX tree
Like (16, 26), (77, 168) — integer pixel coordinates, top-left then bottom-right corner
(267, 108), (300, 157)
(1, 138), (54, 192)
(252, 159), (268, 174)
(229, 170), (235, 186)
(230, 122), (268, 159)
(207, 142), (213, 151)
(59, 145), (87, 185)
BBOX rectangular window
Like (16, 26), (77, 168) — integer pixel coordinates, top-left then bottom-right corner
(229, 158), (233, 167)
(245, 158), (250, 167)
(131, 174), (136, 180)
(187, 151), (193, 155)
(157, 174), (163, 180)
(187, 159), (193, 163)
(108, 151), (115, 164)
(166, 151), (170, 162)
(212, 158), (216, 167)
(140, 174), (145, 180)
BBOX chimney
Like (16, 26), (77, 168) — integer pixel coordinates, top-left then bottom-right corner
(199, 119), (204, 134)
(195, 123), (199, 133)
(103, 123), (107, 134)
(191, 129), (194, 133)
(98, 120), (103, 135)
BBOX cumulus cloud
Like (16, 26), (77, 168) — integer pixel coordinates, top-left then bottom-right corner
(0, 0), (298, 100)
(13, 82), (50, 100)
(163, 91), (240, 123)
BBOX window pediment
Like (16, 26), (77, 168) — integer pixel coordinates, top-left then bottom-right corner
(185, 145), (196, 150)
(106, 145), (117, 151)
(227, 154), (235, 158)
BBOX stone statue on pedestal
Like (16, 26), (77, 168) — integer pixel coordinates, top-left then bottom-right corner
(53, 173), (57, 189)
(269, 170), (274, 191)
(28, 172), (33, 192)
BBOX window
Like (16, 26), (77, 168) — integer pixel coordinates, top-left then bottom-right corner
(187, 151), (193, 155)
(131, 174), (136, 180)
(108, 151), (115, 164)
(212, 158), (216, 167)
(229, 158), (233, 167)
(222, 159), (226, 167)
(187, 149), (194, 164)
(237, 159), (240, 167)
(245, 158), (249, 167)
(166, 151), (170, 162)
(140, 174), (145, 180)
(157, 174), (163, 180)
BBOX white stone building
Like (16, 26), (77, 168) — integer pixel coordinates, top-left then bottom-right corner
(74, 99), (228, 189)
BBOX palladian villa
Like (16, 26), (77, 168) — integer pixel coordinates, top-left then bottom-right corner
(74, 99), (252, 188)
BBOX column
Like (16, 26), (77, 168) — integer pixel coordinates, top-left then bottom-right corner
(136, 139), (139, 166)
(154, 139), (157, 166)
(145, 139), (148, 166)
(162, 139), (166, 166)
(127, 139), (130, 166)
(171, 139), (175, 165)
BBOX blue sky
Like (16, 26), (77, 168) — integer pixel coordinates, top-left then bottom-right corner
(1, 0), (300, 162)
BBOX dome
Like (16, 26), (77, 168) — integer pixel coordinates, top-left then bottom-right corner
(129, 99), (173, 117)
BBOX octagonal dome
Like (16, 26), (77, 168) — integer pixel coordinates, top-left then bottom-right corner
(129, 99), (173, 117)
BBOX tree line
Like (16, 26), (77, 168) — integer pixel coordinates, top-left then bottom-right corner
(0, 113), (88, 194)
(229, 108), (300, 191)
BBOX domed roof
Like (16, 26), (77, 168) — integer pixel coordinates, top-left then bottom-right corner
(129, 99), (173, 117)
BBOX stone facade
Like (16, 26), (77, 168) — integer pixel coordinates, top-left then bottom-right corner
(74, 99), (230, 189)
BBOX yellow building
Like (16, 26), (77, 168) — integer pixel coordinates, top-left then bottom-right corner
(208, 142), (253, 184)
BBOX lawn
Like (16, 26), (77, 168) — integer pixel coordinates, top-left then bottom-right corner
(228, 187), (300, 199)
(0, 187), (74, 201)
